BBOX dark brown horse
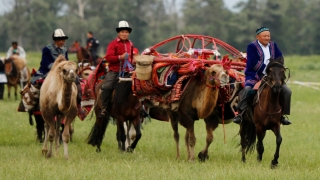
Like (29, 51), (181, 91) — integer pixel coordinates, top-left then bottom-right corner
(87, 74), (142, 152)
(166, 64), (228, 161)
(4, 57), (30, 100)
(239, 57), (286, 168)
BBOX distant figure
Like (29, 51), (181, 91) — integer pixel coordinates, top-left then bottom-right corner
(69, 40), (81, 53)
(86, 31), (100, 66)
(0, 57), (7, 100)
(7, 41), (26, 59)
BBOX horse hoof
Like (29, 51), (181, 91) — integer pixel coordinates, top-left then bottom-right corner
(271, 161), (278, 169)
(96, 147), (101, 153)
(126, 147), (134, 153)
(198, 152), (209, 162)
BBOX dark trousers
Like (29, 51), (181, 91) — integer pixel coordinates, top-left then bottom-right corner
(100, 71), (119, 109)
(90, 49), (98, 66)
(237, 84), (291, 115)
(0, 83), (4, 100)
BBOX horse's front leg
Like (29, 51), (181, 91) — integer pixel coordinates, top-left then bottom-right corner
(271, 125), (282, 168)
(198, 114), (219, 162)
(7, 85), (11, 99)
(256, 125), (266, 162)
(14, 85), (18, 100)
(127, 117), (142, 152)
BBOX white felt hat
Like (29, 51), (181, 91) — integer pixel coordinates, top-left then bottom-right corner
(52, 29), (68, 40)
(116, 21), (132, 33)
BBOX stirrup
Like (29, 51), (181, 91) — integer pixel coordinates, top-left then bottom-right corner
(280, 115), (291, 125)
(233, 114), (242, 124)
(99, 109), (108, 118)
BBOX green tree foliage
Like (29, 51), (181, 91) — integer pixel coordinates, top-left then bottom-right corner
(0, 0), (319, 55)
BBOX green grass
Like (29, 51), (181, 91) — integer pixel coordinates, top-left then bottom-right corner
(0, 53), (320, 179)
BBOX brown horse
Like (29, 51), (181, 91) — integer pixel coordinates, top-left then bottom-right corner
(76, 47), (92, 65)
(239, 57), (286, 168)
(87, 73), (142, 152)
(4, 57), (30, 100)
(166, 64), (228, 161)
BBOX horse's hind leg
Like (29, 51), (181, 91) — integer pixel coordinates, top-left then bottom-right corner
(116, 117), (126, 151)
(198, 114), (219, 162)
(240, 123), (247, 162)
(271, 125), (282, 168)
(14, 85), (18, 100)
(256, 125), (266, 162)
(35, 114), (45, 143)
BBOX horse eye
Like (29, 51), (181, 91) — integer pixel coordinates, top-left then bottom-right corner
(211, 71), (216, 76)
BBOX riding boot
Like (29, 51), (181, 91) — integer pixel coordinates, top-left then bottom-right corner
(233, 86), (252, 124)
(99, 89), (112, 118)
(280, 84), (292, 125)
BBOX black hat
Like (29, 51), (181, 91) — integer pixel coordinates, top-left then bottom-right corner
(116, 21), (132, 33)
(52, 29), (68, 40)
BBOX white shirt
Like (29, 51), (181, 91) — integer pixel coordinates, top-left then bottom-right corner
(6, 46), (26, 59)
(258, 41), (270, 74)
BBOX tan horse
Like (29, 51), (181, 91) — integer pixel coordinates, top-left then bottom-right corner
(167, 64), (228, 161)
(40, 55), (78, 159)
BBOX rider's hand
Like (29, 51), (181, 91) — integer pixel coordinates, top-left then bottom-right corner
(120, 53), (128, 60)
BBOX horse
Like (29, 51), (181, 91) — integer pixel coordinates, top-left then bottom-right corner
(76, 47), (92, 65)
(86, 73), (142, 152)
(166, 63), (229, 161)
(239, 57), (286, 168)
(4, 56), (30, 100)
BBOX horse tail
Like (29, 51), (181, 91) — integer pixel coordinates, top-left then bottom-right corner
(240, 119), (256, 154)
(86, 84), (110, 152)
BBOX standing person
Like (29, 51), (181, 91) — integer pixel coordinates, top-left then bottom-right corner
(99, 20), (134, 117)
(6, 41), (26, 59)
(233, 26), (292, 125)
(0, 57), (7, 100)
(86, 31), (100, 66)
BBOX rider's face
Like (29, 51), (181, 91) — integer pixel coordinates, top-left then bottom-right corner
(55, 39), (66, 48)
(118, 30), (130, 41)
(256, 31), (271, 46)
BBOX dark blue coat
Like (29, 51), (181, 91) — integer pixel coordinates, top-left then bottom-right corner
(38, 44), (69, 75)
(245, 40), (282, 87)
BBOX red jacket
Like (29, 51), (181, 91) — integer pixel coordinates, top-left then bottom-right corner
(104, 37), (133, 72)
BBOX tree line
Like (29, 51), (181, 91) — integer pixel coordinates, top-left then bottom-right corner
(0, 0), (319, 56)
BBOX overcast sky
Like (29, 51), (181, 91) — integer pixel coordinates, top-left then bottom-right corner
(0, 0), (245, 15)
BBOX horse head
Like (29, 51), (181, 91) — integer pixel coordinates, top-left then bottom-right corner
(205, 64), (229, 88)
(4, 58), (14, 75)
(266, 56), (286, 93)
(58, 61), (78, 83)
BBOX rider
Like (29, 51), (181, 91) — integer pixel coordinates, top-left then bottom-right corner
(99, 20), (134, 117)
(6, 41), (26, 59)
(86, 31), (100, 66)
(31, 29), (69, 84)
(233, 26), (292, 125)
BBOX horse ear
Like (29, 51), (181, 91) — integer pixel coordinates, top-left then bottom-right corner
(278, 56), (284, 65)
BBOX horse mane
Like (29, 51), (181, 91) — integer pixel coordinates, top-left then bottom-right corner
(113, 74), (132, 106)
(266, 56), (284, 74)
(80, 47), (91, 59)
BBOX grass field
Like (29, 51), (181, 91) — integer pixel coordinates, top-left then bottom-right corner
(0, 53), (319, 179)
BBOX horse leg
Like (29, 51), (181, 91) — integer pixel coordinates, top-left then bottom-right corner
(168, 112), (180, 159)
(116, 117), (126, 151)
(256, 125), (266, 162)
(271, 125), (282, 168)
(55, 115), (63, 157)
(14, 84), (18, 100)
(42, 122), (49, 156)
(240, 123), (247, 162)
(127, 117), (142, 152)
(7, 85), (11, 99)
(198, 114), (219, 162)
(35, 114), (45, 143)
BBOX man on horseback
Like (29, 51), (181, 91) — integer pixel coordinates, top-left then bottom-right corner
(31, 29), (69, 84)
(86, 31), (100, 66)
(6, 41), (26, 59)
(99, 20), (134, 117)
(233, 26), (292, 125)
